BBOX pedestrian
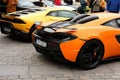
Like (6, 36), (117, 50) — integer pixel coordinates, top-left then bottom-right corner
(99, 0), (106, 12)
(0, 0), (7, 13)
(4, 0), (18, 13)
(54, 0), (61, 5)
(0, 0), (7, 18)
(78, 0), (88, 14)
(105, 0), (120, 13)
(88, 0), (106, 13)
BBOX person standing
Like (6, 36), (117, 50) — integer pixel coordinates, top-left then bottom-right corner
(0, 0), (18, 18)
(0, 0), (7, 18)
(88, 0), (106, 13)
(4, 0), (18, 13)
(78, 0), (88, 14)
(105, 0), (120, 13)
(99, 0), (106, 12)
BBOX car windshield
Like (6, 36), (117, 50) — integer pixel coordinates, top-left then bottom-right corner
(17, 0), (36, 8)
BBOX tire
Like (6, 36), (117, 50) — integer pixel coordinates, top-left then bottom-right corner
(77, 39), (104, 70)
(1, 22), (14, 35)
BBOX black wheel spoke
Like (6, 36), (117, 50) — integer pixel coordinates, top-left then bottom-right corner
(77, 40), (104, 70)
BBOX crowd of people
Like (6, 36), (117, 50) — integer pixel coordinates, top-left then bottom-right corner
(54, 0), (120, 14)
(0, 0), (120, 14)
(78, 0), (120, 14)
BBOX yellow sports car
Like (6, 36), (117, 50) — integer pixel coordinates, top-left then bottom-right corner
(0, 7), (79, 39)
(32, 13), (120, 69)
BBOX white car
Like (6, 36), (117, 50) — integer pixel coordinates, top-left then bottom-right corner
(41, 0), (76, 11)
(17, 0), (76, 11)
(17, 0), (39, 10)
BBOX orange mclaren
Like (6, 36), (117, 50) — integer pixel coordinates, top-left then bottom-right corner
(32, 13), (120, 69)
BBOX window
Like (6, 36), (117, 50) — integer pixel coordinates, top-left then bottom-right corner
(117, 19), (120, 27)
(47, 10), (78, 18)
(104, 19), (119, 28)
(58, 11), (77, 18)
(48, 11), (57, 17)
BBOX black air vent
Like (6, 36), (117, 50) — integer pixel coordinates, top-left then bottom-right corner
(20, 12), (28, 14)
(9, 9), (42, 16)
(10, 14), (20, 16)
(115, 35), (120, 43)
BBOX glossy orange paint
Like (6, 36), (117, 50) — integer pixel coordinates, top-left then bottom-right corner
(60, 38), (86, 62)
(57, 13), (120, 62)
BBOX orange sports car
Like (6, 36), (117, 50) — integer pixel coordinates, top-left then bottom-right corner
(32, 13), (120, 70)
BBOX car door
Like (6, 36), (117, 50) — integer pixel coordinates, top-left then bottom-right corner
(104, 18), (120, 56)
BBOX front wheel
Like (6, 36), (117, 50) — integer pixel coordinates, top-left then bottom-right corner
(77, 39), (104, 70)
(1, 22), (13, 34)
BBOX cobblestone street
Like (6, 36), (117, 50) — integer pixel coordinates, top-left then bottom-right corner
(0, 33), (120, 80)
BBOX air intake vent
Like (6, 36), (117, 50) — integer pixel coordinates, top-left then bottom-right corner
(9, 9), (42, 16)
(115, 35), (120, 43)
(10, 14), (20, 16)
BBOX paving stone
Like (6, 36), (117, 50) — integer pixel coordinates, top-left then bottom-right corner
(112, 75), (120, 78)
(46, 77), (57, 80)
(0, 30), (120, 80)
(80, 76), (91, 80)
(30, 75), (42, 79)
(57, 77), (69, 80)
(94, 79), (105, 80)
(115, 79), (120, 80)
(0, 65), (28, 76)
(20, 75), (31, 79)
(29, 65), (73, 75)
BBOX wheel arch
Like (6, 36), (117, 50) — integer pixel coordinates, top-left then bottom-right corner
(76, 38), (105, 62)
(1, 22), (15, 34)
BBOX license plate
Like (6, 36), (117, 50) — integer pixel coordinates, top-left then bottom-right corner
(36, 39), (47, 47)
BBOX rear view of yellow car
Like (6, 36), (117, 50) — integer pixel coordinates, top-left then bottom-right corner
(32, 13), (120, 70)
(0, 7), (78, 39)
